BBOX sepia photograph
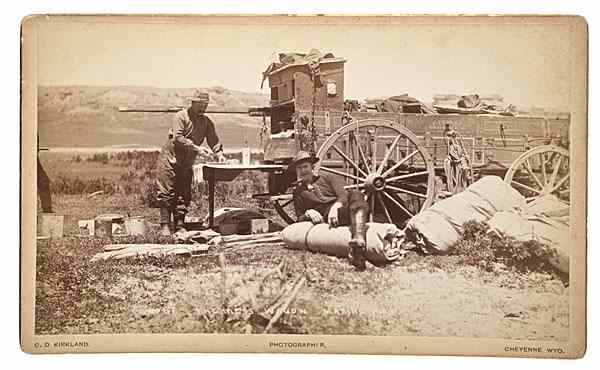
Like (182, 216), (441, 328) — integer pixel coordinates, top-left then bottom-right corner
(20, 15), (587, 356)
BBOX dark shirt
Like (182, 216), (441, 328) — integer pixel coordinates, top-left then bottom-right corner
(293, 172), (348, 221)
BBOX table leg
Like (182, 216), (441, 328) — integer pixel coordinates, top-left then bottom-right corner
(208, 169), (215, 230)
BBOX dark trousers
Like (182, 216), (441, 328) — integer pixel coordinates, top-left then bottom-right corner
(37, 157), (52, 213)
(155, 152), (193, 223)
(298, 190), (368, 224)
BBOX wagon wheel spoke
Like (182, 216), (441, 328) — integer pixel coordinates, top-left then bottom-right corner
(348, 134), (358, 185)
(381, 150), (420, 178)
(386, 170), (430, 183)
(386, 184), (428, 199)
(369, 195), (375, 222)
(350, 132), (369, 171)
(377, 134), (402, 174)
(549, 155), (563, 189)
(540, 153), (548, 185)
(371, 127), (378, 172)
(511, 180), (541, 194)
(382, 191), (414, 218)
(344, 183), (365, 190)
(331, 144), (368, 178)
(523, 158), (544, 190)
(376, 192), (393, 223)
(320, 166), (365, 182)
(549, 174), (569, 194)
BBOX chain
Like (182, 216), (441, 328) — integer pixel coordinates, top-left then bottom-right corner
(310, 71), (318, 155)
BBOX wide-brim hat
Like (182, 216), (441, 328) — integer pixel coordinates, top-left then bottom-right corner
(289, 151), (319, 169)
(188, 90), (210, 102)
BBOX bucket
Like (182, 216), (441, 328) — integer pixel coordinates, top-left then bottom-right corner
(94, 214), (124, 238)
(38, 213), (64, 238)
(125, 216), (146, 236)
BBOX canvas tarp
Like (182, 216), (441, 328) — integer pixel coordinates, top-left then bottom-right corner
(404, 176), (527, 253)
(434, 93), (518, 116)
(526, 194), (570, 223)
(457, 94), (483, 109)
(375, 94), (436, 114)
(260, 49), (336, 88)
(404, 176), (569, 273)
(282, 221), (404, 265)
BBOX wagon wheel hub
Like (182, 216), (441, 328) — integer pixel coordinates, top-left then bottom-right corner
(540, 184), (553, 195)
(364, 173), (386, 193)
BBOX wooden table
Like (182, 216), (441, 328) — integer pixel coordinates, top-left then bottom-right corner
(201, 164), (286, 229)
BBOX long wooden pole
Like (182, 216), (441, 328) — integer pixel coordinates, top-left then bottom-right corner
(118, 105), (270, 116)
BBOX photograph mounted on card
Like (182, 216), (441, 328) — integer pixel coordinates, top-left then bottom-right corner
(20, 14), (587, 357)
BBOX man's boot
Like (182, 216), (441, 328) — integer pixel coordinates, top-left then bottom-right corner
(174, 196), (187, 233)
(159, 207), (172, 236)
(348, 208), (368, 271)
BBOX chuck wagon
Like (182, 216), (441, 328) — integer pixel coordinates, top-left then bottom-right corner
(255, 53), (570, 225)
(121, 52), (571, 227)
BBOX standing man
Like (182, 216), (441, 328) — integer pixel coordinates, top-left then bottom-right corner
(37, 135), (52, 213)
(37, 156), (53, 213)
(155, 90), (226, 236)
(291, 151), (370, 271)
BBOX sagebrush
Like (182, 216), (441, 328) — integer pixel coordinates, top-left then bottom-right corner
(452, 220), (561, 276)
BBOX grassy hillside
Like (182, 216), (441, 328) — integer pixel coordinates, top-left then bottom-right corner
(38, 86), (269, 149)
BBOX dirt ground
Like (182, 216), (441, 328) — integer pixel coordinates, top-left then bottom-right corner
(34, 194), (569, 340)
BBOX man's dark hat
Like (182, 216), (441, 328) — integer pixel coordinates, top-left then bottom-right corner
(188, 89), (210, 102)
(289, 151), (319, 169)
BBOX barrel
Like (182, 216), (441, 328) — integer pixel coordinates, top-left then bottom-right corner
(38, 213), (64, 238)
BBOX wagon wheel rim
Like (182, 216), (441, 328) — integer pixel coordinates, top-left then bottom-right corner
(504, 145), (570, 205)
(315, 119), (435, 225)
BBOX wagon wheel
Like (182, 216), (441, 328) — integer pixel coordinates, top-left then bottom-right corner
(315, 119), (435, 225)
(504, 145), (570, 205)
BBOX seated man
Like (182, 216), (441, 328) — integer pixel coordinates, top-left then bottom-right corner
(290, 151), (370, 271)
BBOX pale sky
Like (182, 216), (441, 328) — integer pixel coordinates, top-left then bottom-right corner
(36, 16), (572, 109)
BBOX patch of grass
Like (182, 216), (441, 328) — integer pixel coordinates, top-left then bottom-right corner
(44, 151), (273, 215)
(51, 175), (119, 195)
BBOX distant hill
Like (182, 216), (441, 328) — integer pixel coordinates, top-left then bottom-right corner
(38, 86), (269, 149)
